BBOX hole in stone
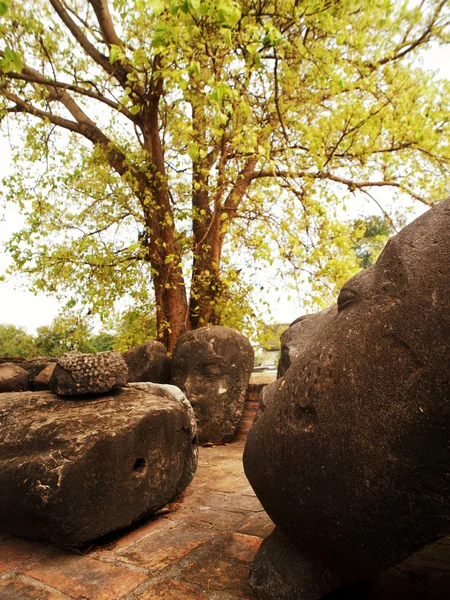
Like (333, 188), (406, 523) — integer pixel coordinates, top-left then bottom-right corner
(133, 457), (146, 473)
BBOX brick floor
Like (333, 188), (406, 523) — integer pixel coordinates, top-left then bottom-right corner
(0, 442), (449, 599)
(0, 442), (273, 600)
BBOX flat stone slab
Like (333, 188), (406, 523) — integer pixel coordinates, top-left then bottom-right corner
(0, 386), (197, 546)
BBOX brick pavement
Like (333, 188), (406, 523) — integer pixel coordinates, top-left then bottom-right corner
(0, 442), (273, 600)
(0, 441), (449, 600)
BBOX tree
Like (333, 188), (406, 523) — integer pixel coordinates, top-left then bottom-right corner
(352, 213), (406, 270)
(35, 314), (95, 356)
(0, 323), (37, 358)
(1, 1), (449, 349)
(111, 307), (157, 351)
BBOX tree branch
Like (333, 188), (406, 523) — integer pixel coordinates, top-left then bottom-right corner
(253, 169), (435, 206)
(2, 89), (86, 135)
(4, 66), (137, 122)
(48, 0), (130, 89)
(2, 87), (150, 196)
(222, 157), (258, 218)
(364, 0), (449, 70)
(87, 0), (122, 47)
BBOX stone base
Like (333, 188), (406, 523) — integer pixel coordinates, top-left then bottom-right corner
(249, 528), (343, 600)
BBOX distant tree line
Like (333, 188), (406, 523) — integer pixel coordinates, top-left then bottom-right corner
(0, 308), (157, 359)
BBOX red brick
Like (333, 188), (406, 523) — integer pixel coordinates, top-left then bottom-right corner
(245, 402), (260, 409)
(93, 516), (174, 557)
(136, 580), (207, 599)
(219, 533), (263, 562)
(0, 579), (65, 599)
(22, 554), (147, 600)
(115, 526), (216, 572)
(239, 513), (275, 539)
(0, 538), (50, 574)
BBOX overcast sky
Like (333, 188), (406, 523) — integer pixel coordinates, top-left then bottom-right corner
(1, 43), (449, 335)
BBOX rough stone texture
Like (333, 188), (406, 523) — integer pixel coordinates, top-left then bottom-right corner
(0, 362), (30, 392)
(22, 357), (57, 383)
(127, 381), (198, 489)
(0, 356), (57, 387)
(33, 362), (56, 391)
(171, 326), (254, 444)
(244, 199), (450, 599)
(49, 351), (128, 395)
(123, 341), (171, 384)
(0, 386), (198, 546)
(277, 306), (336, 377)
(0, 442), (448, 599)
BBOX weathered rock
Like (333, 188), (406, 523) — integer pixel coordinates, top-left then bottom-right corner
(23, 357), (57, 383)
(33, 362), (56, 391)
(171, 326), (254, 444)
(244, 199), (450, 599)
(123, 341), (171, 383)
(0, 386), (198, 546)
(277, 306), (336, 378)
(0, 363), (30, 392)
(127, 381), (198, 488)
(0, 356), (57, 384)
(50, 351), (128, 395)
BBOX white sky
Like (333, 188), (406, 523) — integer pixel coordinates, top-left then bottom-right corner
(0, 43), (449, 335)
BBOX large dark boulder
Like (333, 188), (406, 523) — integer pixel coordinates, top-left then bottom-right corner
(50, 351), (128, 395)
(0, 385), (197, 546)
(171, 326), (254, 444)
(244, 199), (450, 599)
(278, 306), (336, 377)
(0, 363), (30, 392)
(123, 341), (171, 383)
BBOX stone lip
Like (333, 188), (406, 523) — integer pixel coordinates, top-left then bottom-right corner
(277, 306), (336, 378)
(49, 351), (128, 396)
(244, 199), (450, 596)
(0, 386), (198, 547)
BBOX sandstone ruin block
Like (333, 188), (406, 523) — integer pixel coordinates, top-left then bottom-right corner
(123, 341), (171, 384)
(0, 362), (30, 393)
(50, 351), (128, 395)
(171, 326), (254, 444)
(0, 385), (198, 546)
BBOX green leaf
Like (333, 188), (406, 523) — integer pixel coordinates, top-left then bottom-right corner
(187, 142), (199, 161)
(0, 48), (23, 73)
(109, 44), (121, 64)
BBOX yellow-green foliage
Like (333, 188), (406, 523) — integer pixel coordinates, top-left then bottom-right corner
(1, 0), (449, 337)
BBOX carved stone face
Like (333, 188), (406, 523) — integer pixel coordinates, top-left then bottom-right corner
(171, 326), (254, 444)
(244, 199), (450, 591)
